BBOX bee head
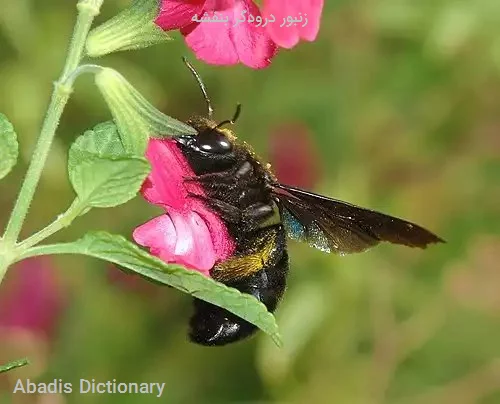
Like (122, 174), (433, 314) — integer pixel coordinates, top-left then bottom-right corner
(174, 104), (241, 174)
(176, 127), (233, 155)
(175, 58), (245, 172)
(175, 103), (241, 155)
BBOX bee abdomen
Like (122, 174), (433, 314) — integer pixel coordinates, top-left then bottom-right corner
(188, 248), (289, 346)
(212, 225), (286, 281)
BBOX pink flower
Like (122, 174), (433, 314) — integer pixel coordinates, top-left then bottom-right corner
(262, 0), (324, 49)
(154, 0), (323, 68)
(269, 122), (321, 189)
(133, 138), (236, 276)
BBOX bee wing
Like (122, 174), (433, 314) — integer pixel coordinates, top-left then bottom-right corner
(271, 183), (444, 255)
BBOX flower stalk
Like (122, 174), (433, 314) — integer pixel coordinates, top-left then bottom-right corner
(0, 0), (104, 284)
(17, 199), (86, 252)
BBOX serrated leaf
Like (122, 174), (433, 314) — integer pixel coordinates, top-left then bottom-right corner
(69, 121), (126, 162)
(68, 122), (150, 208)
(70, 155), (150, 208)
(0, 113), (19, 180)
(26, 232), (282, 346)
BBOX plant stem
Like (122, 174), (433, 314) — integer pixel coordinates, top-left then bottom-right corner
(62, 1), (103, 78)
(0, 248), (9, 284)
(2, 0), (103, 247)
(18, 244), (79, 261)
(2, 88), (69, 244)
(16, 199), (84, 252)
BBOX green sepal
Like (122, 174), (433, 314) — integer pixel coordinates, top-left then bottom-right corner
(94, 67), (196, 155)
(86, 0), (171, 57)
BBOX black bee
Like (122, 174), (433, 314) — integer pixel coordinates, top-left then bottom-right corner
(176, 59), (443, 346)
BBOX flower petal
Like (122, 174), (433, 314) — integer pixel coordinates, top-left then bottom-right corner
(181, 0), (277, 68)
(133, 211), (217, 275)
(155, 0), (205, 30)
(137, 138), (237, 273)
(263, 0), (324, 49)
(192, 206), (236, 263)
(133, 214), (176, 256)
(140, 139), (191, 208)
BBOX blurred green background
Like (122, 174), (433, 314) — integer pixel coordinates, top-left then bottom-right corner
(1, 0), (500, 403)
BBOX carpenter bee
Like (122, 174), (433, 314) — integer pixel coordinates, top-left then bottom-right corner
(177, 59), (443, 346)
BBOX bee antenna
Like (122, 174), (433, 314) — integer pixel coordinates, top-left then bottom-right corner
(214, 103), (242, 129)
(182, 56), (214, 118)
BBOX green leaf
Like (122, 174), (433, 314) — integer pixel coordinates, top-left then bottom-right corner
(69, 121), (126, 160)
(23, 232), (283, 346)
(68, 122), (150, 208)
(70, 156), (149, 208)
(0, 113), (19, 180)
(0, 358), (29, 374)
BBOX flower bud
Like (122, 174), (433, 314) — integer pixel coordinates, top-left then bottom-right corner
(94, 67), (196, 155)
(86, 0), (170, 57)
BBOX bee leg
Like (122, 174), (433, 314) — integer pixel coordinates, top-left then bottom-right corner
(241, 202), (275, 231)
(184, 162), (252, 184)
(186, 191), (205, 200)
(238, 187), (264, 206)
(205, 200), (241, 223)
(234, 161), (254, 180)
(184, 172), (232, 184)
(187, 192), (241, 223)
(184, 177), (235, 194)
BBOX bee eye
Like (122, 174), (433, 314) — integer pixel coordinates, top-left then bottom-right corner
(196, 130), (232, 154)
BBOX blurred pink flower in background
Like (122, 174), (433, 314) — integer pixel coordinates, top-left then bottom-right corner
(0, 257), (66, 384)
(269, 122), (321, 189)
(133, 139), (236, 276)
(0, 257), (65, 341)
(155, 0), (324, 68)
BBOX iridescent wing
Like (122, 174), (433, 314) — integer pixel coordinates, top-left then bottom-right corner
(271, 183), (444, 254)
